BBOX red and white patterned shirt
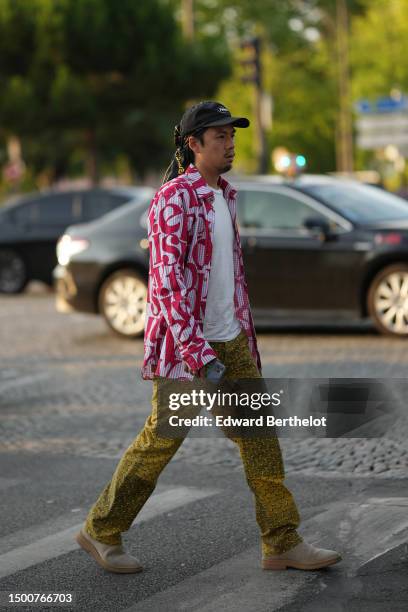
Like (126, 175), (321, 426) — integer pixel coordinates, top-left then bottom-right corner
(141, 163), (262, 381)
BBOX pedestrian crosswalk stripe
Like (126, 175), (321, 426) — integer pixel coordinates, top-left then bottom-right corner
(125, 544), (312, 612)
(0, 477), (27, 491)
(124, 496), (408, 612)
(305, 496), (408, 574)
(0, 486), (218, 579)
(0, 372), (50, 394)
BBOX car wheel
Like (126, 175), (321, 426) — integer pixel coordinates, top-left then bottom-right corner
(98, 269), (147, 338)
(367, 263), (408, 337)
(0, 249), (28, 294)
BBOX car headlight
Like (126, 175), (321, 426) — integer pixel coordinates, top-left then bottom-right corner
(57, 234), (90, 266)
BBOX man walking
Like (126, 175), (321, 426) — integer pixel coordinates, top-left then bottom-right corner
(76, 101), (342, 573)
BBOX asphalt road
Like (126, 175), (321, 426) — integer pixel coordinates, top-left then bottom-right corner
(1, 285), (408, 611)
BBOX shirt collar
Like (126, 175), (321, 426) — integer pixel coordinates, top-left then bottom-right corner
(184, 163), (237, 201)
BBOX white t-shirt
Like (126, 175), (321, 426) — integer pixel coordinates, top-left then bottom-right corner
(202, 187), (242, 342)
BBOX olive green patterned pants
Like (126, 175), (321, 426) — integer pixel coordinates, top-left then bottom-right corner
(85, 329), (303, 556)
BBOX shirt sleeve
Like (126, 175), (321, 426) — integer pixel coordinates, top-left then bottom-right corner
(149, 187), (218, 374)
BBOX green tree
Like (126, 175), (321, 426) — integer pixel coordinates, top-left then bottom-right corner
(193, 0), (367, 173)
(0, 0), (230, 186)
(350, 0), (408, 185)
(351, 0), (408, 97)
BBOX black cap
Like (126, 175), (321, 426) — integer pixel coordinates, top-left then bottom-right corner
(179, 101), (250, 139)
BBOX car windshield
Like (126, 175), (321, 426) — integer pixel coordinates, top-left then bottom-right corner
(301, 182), (408, 223)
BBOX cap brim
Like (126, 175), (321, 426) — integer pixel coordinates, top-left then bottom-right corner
(204, 116), (250, 128)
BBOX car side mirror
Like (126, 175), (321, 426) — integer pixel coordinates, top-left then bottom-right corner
(303, 216), (331, 241)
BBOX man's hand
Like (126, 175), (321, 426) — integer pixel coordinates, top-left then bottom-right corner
(185, 365), (206, 378)
(184, 358), (216, 378)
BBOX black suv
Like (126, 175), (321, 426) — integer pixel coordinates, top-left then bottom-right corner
(0, 186), (153, 293)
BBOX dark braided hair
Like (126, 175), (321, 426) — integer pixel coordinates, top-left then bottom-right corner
(162, 124), (207, 185)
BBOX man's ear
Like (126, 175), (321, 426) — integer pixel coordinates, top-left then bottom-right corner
(187, 134), (201, 157)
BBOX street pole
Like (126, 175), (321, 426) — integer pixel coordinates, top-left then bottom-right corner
(256, 87), (268, 174)
(182, 0), (194, 41)
(251, 37), (268, 174)
(336, 0), (353, 173)
(241, 37), (268, 174)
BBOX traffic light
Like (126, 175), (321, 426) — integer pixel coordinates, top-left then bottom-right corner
(240, 36), (261, 88)
(295, 155), (306, 168)
(272, 148), (307, 177)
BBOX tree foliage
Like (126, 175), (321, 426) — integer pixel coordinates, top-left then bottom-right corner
(0, 0), (231, 184)
(351, 0), (408, 98)
(2, 0), (407, 184)
(194, 0), (369, 173)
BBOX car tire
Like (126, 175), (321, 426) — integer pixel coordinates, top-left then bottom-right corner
(0, 249), (28, 294)
(98, 269), (148, 338)
(367, 263), (408, 337)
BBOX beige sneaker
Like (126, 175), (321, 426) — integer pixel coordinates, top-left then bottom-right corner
(262, 540), (342, 571)
(75, 525), (143, 574)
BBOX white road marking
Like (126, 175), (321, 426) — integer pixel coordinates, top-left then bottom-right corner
(132, 486), (217, 524)
(0, 477), (27, 491)
(0, 486), (218, 579)
(125, 545), (312, 612)
(0, 373), (50, 393)
(304, 496), (408, 574)
(125, 496), (408, 612)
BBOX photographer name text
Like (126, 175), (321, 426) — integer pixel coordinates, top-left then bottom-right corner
(168, 415), (327, 427)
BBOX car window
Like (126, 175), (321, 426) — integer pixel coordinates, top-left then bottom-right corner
(11, 193), (77, 226)
(241, 189), (328, 230)
(301, 183), (408, 223)
(0, 208), (13, 223)
(82, 191), (129, 221)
